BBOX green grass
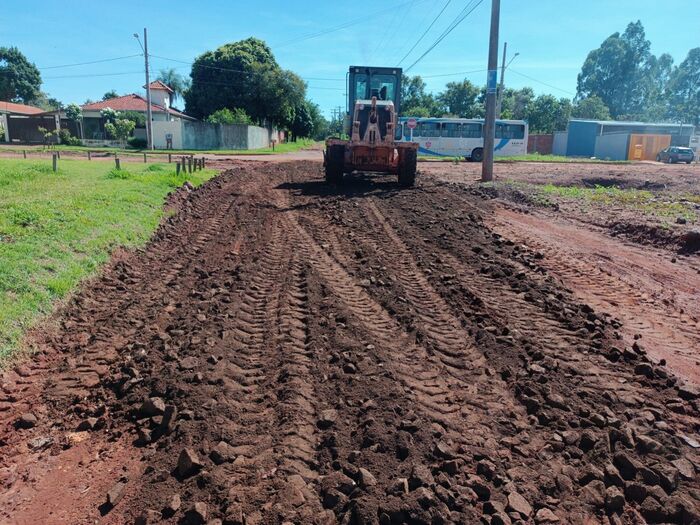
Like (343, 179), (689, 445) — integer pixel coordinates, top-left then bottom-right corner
(0, 158), (216, 364)
(496, 180), (698, 222)
(417, 153), (629, 164)
(0, 139), (317, 157)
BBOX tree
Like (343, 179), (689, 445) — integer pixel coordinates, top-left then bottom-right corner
(290, 101), (314, 141)
(65, 103), (83, 139)
(157, 68), (190, 104)
(527, 95), (572, 133)
(184, 37), (307, 128)
(120, 110), (146, 128)
(205, 107), (253, 125)
(307, 102), (329, 140)
(577, 21), (663, 119)
(667, 48), (700, 125)
(100, 107), (119, 124)
(104, 119), (135, 145)
(437, 79), (480, 117)
(401, 75), (440, 116)
(572, 95), (611, 120)
(27, 91), (63, 111)
(102, 90), (119, 101)
(500, 87), (535, 120)
(0, 47), (41, 103)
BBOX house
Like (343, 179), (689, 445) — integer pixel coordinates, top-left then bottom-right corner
(0, 101), (47, 142)
(80, 83), (195, 140)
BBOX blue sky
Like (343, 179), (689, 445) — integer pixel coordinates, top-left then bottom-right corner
(3, 0), (698, 117)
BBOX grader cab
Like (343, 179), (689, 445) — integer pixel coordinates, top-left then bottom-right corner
(324, 66), (418, 186)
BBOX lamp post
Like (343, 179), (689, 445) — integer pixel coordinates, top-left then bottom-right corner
(496, 44), (519, 119)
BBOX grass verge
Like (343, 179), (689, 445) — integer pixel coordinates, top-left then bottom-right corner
(0, 139), (318, 157)
(0, 158), (216, 365)
(418, 153), (630, 164)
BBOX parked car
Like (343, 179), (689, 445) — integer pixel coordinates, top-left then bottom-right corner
(656, 146), (695, 164)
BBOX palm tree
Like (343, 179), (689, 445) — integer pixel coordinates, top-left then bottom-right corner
(157, 68), (190, 106)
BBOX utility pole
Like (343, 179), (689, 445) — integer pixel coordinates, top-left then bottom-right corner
(142, 28), (154, 150)
(496, 42), (507, 119)
(481, 0), (500, 182)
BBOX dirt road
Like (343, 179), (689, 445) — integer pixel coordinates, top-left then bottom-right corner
(1, 162), (699, 524)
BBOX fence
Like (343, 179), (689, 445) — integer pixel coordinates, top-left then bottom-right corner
(5, 115), (80, 144)
(527, 134), (554, 155)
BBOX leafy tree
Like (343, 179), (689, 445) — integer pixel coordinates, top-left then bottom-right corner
(65, 103), (83, 139)
(184, 37), (305, 129)
(572, 95), (611, 120)
(37, 126), (57, 148)
(577, 21), (663, 119)
(437, 79), (480, 117)
(527, 95), (572, 133)
(205, 107), (253, 125)
(500, 87), (535, 120)
(104, 118), (135, 145)
(290, 101), (314, 141)
(157, 68), (190, 104)
(100, 107), (119, 124)
(307, 102), (329, 140)
(401, 75), (440, 116)
(0, 47), (41, 103)
(102, 90), (119, 101)
(27, 91), (63, 111)
(120, 110), (146, 128)
(666, 48), (700, 125)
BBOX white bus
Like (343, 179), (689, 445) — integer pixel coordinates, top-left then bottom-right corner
(396, 117), (528, 161)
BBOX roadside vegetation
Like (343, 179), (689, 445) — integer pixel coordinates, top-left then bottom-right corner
(0, 158), (215, 364)
(490, 180), (698, 223)
(418, 153), (629, 164)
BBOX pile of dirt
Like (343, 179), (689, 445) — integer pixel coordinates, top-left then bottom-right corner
(1, 163), (699, 525)
(609, 222), (700, 253)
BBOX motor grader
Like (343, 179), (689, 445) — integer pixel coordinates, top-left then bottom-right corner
(324, 66), (418, 186)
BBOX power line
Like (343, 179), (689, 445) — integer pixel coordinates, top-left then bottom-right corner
(42, 70), (144, 79)
(405, 0), (485, 73)
(38, 54), (142, 70)
(397, 0), (452, 66)
(507, 69), (576, 96)
(420, 68), (487, 79)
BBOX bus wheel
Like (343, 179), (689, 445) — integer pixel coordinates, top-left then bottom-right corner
(471, 148), (484, 162)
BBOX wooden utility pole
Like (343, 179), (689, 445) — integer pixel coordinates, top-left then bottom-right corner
(142, 28), (154, 150)
(481, 0), (500, 182)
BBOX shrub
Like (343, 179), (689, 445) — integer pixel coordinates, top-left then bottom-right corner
(205, 107), (253, 125)
(106, 168), (132, 180)
(58, 129), (82, 146)
(127, 137), (147, 149)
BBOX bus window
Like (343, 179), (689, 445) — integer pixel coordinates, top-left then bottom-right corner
(354, 74), (368, 101)
(419, 121), (441, 137)
(461, 123), (482, 138)
(442, 122), (461, 138)
(496, 123), (525, 139)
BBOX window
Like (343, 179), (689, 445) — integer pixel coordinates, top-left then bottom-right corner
(419, 122), (441, 137)
(395, 122), (403, 140)
(442, 123), (461, 138)
(496, 123), (525, 139)
(354, 74), (368, 101)
(370, 74), (396, 101)
(461, 123), (482, 138)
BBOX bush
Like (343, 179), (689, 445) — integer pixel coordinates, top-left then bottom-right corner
(127, 137), (147, 149)
(58, 129), (82, 146)
(205, 107), (253, 125)
(106, 168), (132, 180)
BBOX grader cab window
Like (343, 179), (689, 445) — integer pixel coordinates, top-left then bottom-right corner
(354, 74), (368, 101)
(370, 75), (396, 101)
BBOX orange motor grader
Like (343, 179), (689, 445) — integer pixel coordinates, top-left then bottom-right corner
(324, 66), (418, 186)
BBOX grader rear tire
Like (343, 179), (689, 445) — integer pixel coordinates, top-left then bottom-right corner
(325, 145), (345, 184)
(398, 149), (417, 187)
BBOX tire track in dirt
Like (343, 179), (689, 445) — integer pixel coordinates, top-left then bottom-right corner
(491, 207), (700, 384)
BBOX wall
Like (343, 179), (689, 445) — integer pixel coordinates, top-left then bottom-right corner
(552, 131), (567, 156)
(151, 120), (274, 150)
(594, 133), (630, 161)
(152, 120), (183, 149)
(527, 134), (553, 155)
(566, 121), (599, 157)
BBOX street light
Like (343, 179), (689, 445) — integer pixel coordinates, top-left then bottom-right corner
(496, 44), (519, 119)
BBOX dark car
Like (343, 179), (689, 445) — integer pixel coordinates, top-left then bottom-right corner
(656, 146), (695, 164)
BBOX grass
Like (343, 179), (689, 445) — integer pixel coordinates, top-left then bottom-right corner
(0, 158), (216, 364)
(495, 180), (698, 222)
(417, 153), (630, 164)
(0, 139), (318, 157)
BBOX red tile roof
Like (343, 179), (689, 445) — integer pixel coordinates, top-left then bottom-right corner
(0, 101), (45, 115)
(81, 94), (195, 120)
(145, 80), (174, 93)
